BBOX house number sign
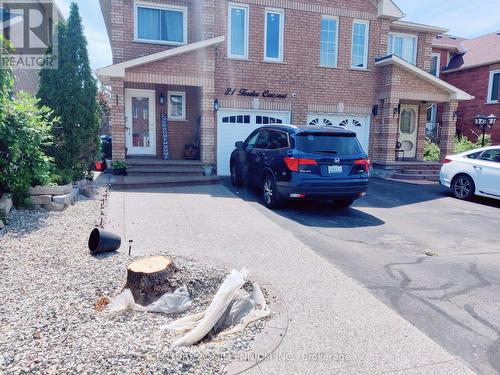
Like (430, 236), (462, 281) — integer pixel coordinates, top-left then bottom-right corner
(160, 113), (169, 160)
(224, 87), (288, 99)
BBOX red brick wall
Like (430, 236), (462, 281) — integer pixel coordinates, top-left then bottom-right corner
(441, 65), (500, 144)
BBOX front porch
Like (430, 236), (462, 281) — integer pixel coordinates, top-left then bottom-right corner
(371, 55), (474, 171)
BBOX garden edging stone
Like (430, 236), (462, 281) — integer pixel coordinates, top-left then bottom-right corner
(0, 193), (13, 218)
(30, 195), (52, 205)
(29, 184), (72, 196)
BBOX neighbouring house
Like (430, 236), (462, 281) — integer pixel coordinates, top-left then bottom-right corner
(432, 32), (500, 145)
(97, 0), (473, 179)
(1, 2), (63, 95)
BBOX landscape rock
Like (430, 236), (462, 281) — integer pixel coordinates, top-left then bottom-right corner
(53, 193), (72, 206)
(0, 219), (4, 229)
(43, 202), (65, 212)
(81, 185), (95, 198)
(31, 195), (52, 205)
(0, 193), (13, 218)
(29, 184), (72, 196)
(73, 179), (88, 189)
(70, 188), (80, 205)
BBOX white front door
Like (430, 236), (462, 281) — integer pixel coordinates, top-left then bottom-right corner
(399, 105), (419, 159)
(217, 109), (291, 176)
(125, 89), (156, 156)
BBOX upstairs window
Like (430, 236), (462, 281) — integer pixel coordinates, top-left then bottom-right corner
(320, 16), (339, 68)
(487, 70), (500, 103)
(388, 33), (417, 65)
(430, 53), (441, 77)
(135, 3), (187, 45)
(264, 8), (284, 62)
(228, 4), (249, 58)
(351, 20), (369, 69)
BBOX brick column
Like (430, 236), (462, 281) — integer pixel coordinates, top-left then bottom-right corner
(374, 97), (400, 163)
(110, 78), (126, 161)
(416, 103), (429, 160)
(200, 85), (216, 164)
(439, 101), (459, 161)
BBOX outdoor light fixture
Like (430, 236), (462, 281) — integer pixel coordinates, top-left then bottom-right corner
(474, 114), (497, 147)
(213, 99), (220, 112)
(393, 104), (400, 116)
(159, 93), (165, 105)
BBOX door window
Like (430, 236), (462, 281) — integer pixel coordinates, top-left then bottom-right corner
(244, 131), (260, 150)
(400, 109), (416, 134)
(255, 130), (271, 149)
(480, 149), (500, 163)
(268, 131), (289, 149)
(131, 97), (150, 147)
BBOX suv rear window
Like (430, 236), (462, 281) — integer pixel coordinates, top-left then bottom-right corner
(294, 133), (363, 155)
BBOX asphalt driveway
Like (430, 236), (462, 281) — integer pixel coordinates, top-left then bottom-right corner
(222, 178), (500, 375)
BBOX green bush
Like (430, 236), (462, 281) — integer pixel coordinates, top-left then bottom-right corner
(0, 93), (59, 207)
(454, 134), (491, 154)
(423, 140), (440, 162)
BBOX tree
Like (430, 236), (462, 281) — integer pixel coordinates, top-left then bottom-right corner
(38, 2), (100, 181)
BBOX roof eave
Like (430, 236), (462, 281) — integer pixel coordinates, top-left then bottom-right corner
(391, 20), (449, 34)
(377, 0), (405, 20)
(443, 59), (500, 74)
(375, 55), (474, 101)
(96, 35), (226, 82)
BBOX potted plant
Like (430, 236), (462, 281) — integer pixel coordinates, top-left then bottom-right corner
(112, 160), (128, 176)
(95, 160), (105, 171)
(202, 164), (213, 176)
(184, 138), (200, 160)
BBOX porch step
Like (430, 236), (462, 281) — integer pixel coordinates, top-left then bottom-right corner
(392, 173), (440, 182)
(401, 169), (440, 175)
(127, 167), (204, 175)
(110, 175), (219, 190)
(125, 159), (203, 167)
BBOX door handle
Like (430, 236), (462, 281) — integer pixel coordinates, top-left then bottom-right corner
(473, 166), (482, 170)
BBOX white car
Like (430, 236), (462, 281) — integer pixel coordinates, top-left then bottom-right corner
(440, 146), (500, 201)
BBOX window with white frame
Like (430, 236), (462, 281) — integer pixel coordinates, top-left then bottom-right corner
(320, 16), (339, 68)
(487, 70), (500, 103)
(168, 92), (186, 120)
(351, 20), (369, 69)
(264, 8), (284, 62)
(135, 2), (187, 45)
(430, 53), (441, 77)
(388, 33), (417, 65)
(228, 4), (249, 59)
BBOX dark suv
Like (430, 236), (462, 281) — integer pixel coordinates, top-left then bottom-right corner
(230, 125), (370, 209)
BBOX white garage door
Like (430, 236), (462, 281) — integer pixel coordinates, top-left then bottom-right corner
(217, 109), (291, 176)
(307, 114), (371, 154)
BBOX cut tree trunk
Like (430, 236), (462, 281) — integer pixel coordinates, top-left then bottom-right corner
(124, 256), (176, 306)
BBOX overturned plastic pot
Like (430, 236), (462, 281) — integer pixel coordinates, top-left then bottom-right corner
(88, 228), (121, 254)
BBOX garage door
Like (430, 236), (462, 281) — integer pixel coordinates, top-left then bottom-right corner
(217, 109), (291, 176)
(307, 114), (371, 154)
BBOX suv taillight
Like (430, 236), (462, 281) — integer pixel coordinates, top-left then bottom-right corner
(443, 158), (452, 164)
(284, 157), (318, 172)
(354, 158), (370, 172)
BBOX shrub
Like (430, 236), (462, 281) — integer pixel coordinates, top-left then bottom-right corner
(454, 134), (491, 154)
(423, 140), (440, 162)
(0, 93), (59, 207)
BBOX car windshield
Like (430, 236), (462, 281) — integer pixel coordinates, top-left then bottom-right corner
(294, 133), (363, 155)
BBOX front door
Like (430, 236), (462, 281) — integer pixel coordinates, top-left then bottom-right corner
(399, 105), (419, 159)
(125, 89), (156, 156)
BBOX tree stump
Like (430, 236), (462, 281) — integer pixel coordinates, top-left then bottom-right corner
(124, 256), (176, 306)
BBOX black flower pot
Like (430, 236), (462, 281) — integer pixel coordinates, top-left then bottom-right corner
(112, 168), (127, 176)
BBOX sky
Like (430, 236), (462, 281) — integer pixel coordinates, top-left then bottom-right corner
(54, 0), (500, 71)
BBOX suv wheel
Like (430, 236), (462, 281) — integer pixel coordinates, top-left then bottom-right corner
(262, 174), (281, 209)
(451, 174), (475, 200)
(230, 162), (242, 187)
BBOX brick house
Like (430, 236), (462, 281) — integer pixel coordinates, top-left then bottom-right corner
(432, 32), (500, 145)
(97, 0), (473, 178)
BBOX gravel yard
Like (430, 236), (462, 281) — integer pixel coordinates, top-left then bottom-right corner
(0, 191), (265, 374)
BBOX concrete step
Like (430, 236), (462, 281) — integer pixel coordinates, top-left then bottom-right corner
(127, 167), (203, 174)
(393, 173), (439, 182)
(125, 159), (204, 167)
(110, 175), (219, 190)
(401, 169), (440, 175)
